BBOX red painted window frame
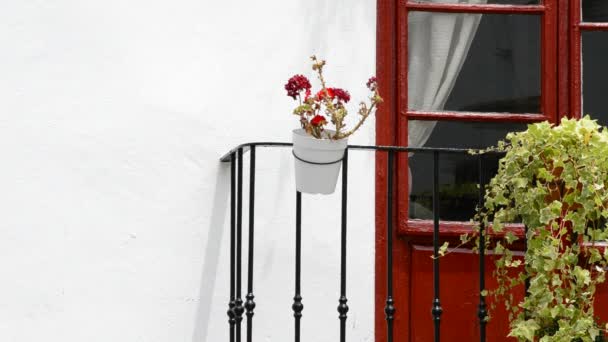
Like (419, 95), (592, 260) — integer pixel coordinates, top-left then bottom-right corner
(374, 1), (571, 340)
(398, 1), (558, 236)
(570, 0), (608, 120)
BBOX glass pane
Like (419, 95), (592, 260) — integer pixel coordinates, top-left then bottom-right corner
(408, 12), (541, 113)
(582, 0), (608, 22)
(582, 32), (608, 125)
(408, 121), (527, 221)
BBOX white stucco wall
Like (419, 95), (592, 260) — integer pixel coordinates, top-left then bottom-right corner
(0, 1), (376, 341)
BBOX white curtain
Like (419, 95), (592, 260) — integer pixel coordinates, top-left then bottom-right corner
(407, 0), (487, 192)
(408, 0), (487, 148)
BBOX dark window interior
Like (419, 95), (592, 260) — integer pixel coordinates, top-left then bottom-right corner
(582, 31), (608, 125)
(583, 0), (608, 22)
(442, 14), (541, 113)
(408, 13), (539, 220)
(409, 122), (526, 220)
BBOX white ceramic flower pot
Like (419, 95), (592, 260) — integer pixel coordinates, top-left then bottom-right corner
(292, 129), (348, 195)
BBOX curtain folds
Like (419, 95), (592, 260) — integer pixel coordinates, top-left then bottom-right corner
(407, 0), (487, 192)
(408, 0), (487, 149)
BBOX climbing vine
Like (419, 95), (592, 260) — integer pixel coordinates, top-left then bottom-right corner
(461, 117), (608, 341)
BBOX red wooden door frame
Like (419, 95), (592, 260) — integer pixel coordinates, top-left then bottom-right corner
(374, 1), (570, 340)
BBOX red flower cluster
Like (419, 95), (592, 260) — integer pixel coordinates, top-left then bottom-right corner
(316, 87), (350, 103)
(310, 115), (327, 127)
(285, 75), (312, 100)
(332, 88), (350, 103)
(366, 76), (378, 91)
(284, 56), (382, 140)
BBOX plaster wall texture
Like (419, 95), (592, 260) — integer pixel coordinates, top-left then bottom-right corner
(0, 1), (376, 341)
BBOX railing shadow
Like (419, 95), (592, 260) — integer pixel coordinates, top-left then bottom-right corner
(192, 163), (230, 342)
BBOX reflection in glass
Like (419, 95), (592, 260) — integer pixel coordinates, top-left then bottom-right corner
(409, 122), (527, 221)
(582, 32), (608, 125)
(408, 12), (541, 113)
(583, 0), (608, 22)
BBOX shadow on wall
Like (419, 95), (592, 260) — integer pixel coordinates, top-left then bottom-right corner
(192, 163), (229, 342)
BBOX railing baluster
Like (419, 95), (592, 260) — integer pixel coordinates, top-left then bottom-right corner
(477, 155), (487, 342)
(432, 151), (443, 342)
(245, 146), (256, 342)
(235, 148), (245, 342)
(338, 149), (349, 342)
(293, 191), (303, 342)
(228, 152), (236, 342)
(384, 151), (395, 342)
(524, 224), (530, 294)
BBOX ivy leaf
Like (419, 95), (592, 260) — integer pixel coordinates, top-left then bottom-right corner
(513, 177), (528, 188)
(505, 259), (522, 268)
(508, 319), (540, 341)
(589, 327), (599, 341)
(536, 167), (554, 182)
(438, 242), (449, 257)
(573, 266), (591, 286)
(505, 231), (518, 244)
(492, 218), (504, 233)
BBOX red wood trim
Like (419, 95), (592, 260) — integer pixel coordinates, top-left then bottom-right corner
(375, 0), (401, 341)
(395, 2), (411, 339)
(406, 2), (545, 14)
(541, 0), (558, 123)
(396, 0), (410, 244)
(580, 22), (608, 31)
(571, 0), (582, 119)
(400, 219), (526, 238)
(557, 0), (570, 120)
(405, 110), (550, 123)
(581, 241), (608, 256)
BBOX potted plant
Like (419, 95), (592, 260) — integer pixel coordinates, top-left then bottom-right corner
(458, 117), (608, 341)
(284, 56), (382, 194)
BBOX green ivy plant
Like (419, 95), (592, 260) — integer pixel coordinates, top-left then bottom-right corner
(462, 116), (608, 341)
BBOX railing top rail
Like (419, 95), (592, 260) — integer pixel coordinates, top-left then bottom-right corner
(219, 142), (505, 162)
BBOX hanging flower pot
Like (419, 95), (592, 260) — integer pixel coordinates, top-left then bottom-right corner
(284, 56), (383, 195)
(292, 129), (347, 194)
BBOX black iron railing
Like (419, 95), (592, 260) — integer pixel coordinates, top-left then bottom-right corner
(219, 142), (497, 342)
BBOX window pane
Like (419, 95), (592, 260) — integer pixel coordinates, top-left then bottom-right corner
(408, 12), (541, 113)
(582, 0), (608, 22)
(408, 121), (527, 221)
(582, 31), (608, 125)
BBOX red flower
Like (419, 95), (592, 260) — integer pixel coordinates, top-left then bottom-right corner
(310, 115), (327, 127)
(285, 75), (312, 100)
(316, 88), (335, 100)
(366, 76), (378, 90)
(332, 88), (350, 103)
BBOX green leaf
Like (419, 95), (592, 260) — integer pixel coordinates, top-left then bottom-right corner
(505, 231), (518, 244)
(573, 266), (591, 285)
(508, 319), (540, 341)
(438, 242), (449, 257)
